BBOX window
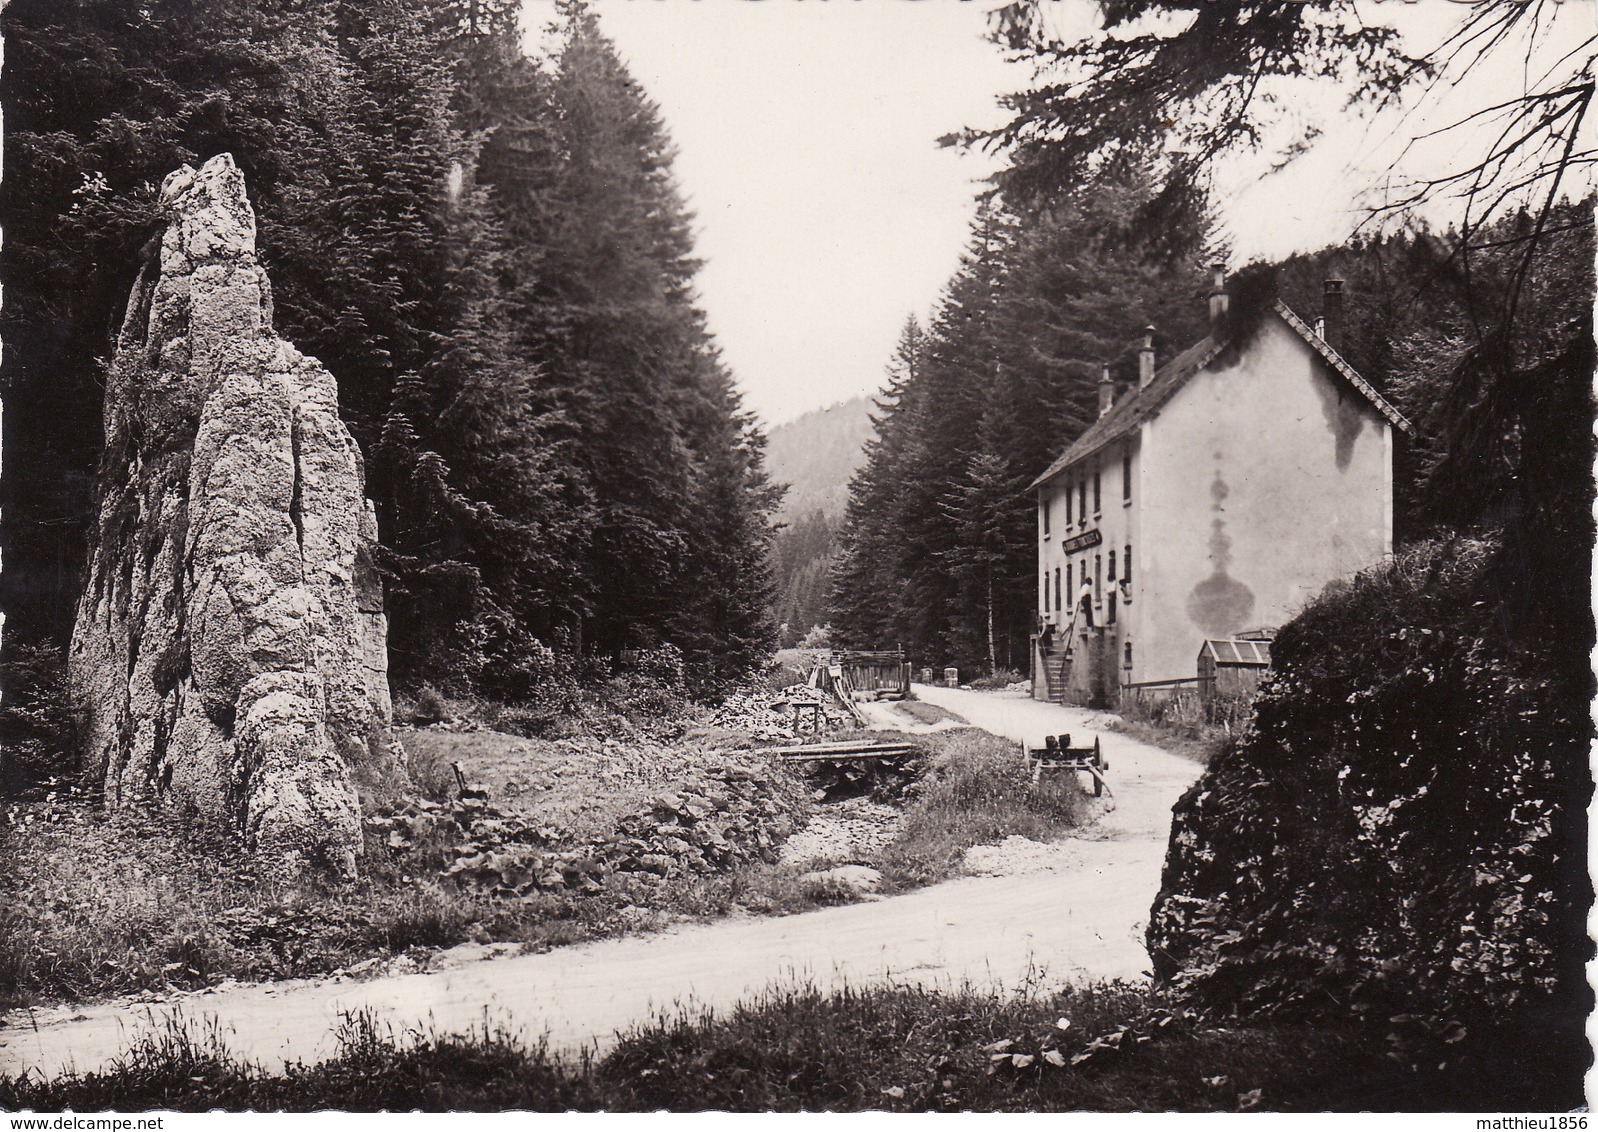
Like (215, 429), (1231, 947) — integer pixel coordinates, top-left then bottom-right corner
(1123, 452), (1132, 501)
(1124, 544), (1132, 588)
(1108, 549), (1117, 583)
(1043, 570), (1050, 613)
(1095, 553), (1102, 602)
(1078, 480), (1087, 526)
(1051, 567), (1059, 612)
(1066, 563), (1072, 604)
(1107, 591), (1117, 625)
(1041, 495), (1050, 537)
(1124, 639), (1133, 668)
(1065, 482), (1072, 525)
(1093, 470), (1102, 515)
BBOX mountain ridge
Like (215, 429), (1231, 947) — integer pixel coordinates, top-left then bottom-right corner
(765, 395), (875, 526)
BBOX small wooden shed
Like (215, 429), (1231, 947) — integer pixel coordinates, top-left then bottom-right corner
(1197, 637), (1272, 702)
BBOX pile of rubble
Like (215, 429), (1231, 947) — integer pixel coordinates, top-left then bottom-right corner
(707, 682), (853, 740)
(367, 755), (805, 898)
(482, 736), (734, 814)
(610, 765), (802, 880)
(779, 797), (903, 867)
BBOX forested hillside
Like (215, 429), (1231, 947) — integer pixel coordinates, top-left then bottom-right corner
(829, 157), (1594, 678)
(766, 398), (874, 524)
(830, 171), (1212, 672)
(0, 0), (776, 730)
(764, 397), (872, 645)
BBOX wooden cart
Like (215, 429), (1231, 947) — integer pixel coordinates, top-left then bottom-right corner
(1027, 733), (1110, 796)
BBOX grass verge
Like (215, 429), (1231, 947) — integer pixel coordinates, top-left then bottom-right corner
(1104, 716), (1230, 766)
(888, 699), (961, 726)
(869, 727), (1084, 891)
(1, 980), (1581, 1112)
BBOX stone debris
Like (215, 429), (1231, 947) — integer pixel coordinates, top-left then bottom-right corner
(780, 797), (903, 866)
(370, 753), (804, 898)
(68, 153), (399, 877)
(708, 683), (853, 740)
(962, 834), (1079, 877)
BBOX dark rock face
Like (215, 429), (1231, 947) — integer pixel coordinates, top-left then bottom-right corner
(69, 154), (399, 875)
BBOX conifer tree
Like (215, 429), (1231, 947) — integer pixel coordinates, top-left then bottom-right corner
(374, 165), (590, 695)
(831, 168), (1210, 673)
(2, 0), (783, 717)
(667, 364), (782, 692)
(831, 316), (927, 651)
(502, 0), (777, 677)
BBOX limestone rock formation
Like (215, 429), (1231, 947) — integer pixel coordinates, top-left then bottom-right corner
(69, 153), (400, 875)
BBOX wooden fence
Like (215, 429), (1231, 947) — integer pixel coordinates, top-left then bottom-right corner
(1120, 675), (1261, 731)
(832, 650), (912, 699)
(1119, 676), (1206, 724)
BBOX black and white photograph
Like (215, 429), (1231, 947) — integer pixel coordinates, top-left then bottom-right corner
(0, 0), (1591, 1115)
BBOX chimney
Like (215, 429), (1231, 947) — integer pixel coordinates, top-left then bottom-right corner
(1138, 326), (1157, 388)
(1208, 263), (1229, 329)
(1322, 278), (1345, 352)
(1097, 361), (1115, 418)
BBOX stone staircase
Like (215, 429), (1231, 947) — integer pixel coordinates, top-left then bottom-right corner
(1042, 649), (1070, 703)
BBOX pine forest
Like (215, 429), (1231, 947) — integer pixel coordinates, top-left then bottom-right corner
(1, 0), (776, 731)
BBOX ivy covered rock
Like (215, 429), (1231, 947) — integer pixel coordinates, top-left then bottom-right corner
(1147, 536), (1589, 1024)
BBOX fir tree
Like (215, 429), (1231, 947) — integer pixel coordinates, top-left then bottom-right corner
(831, 168), (1210, 673)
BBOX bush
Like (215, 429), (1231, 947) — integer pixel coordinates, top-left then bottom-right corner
(1112, 691), (1249, 766)
(0, 643), (74, 790)
(968, 668), (1024, 691)
(797, 623), (833, 648)
(410, 685), (452, 725)
(1149, 536), (1593, 1027)
(573, 646), (692, 741)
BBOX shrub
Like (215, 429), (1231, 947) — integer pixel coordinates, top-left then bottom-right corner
(969, 669), (1024, 691)
(0, 643), (74, 789)
(1149, 536), (1593, 1027)
(797, 623), (833, 648)
(1112, 690), (1248, 766)
(410, 685), (452, 725)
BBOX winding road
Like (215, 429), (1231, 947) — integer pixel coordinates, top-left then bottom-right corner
(0, 687), (1200, 1079)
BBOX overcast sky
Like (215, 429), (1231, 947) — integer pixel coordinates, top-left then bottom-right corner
(523, 0), (1594, 430)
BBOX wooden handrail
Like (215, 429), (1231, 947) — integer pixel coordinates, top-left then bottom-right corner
(1120, 676), (1204, 690)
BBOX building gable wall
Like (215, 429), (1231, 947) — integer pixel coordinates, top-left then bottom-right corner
(1130, 315), (1392, 684)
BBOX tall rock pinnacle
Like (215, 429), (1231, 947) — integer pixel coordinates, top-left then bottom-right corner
(69, 154), (400, 875)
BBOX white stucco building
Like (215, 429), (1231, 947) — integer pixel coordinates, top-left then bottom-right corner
(1029, 273), (1413, 705)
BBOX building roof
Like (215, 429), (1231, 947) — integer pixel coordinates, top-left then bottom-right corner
(1029, 301), (1415, 491)
(1199, 638), (1273, 666)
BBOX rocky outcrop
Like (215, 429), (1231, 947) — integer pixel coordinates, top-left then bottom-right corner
(1146, 537), (1579, 1025)
(69, 153), (400, 875)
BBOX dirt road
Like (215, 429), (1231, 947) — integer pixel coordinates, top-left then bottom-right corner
(0, 689), (1200, 1079)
